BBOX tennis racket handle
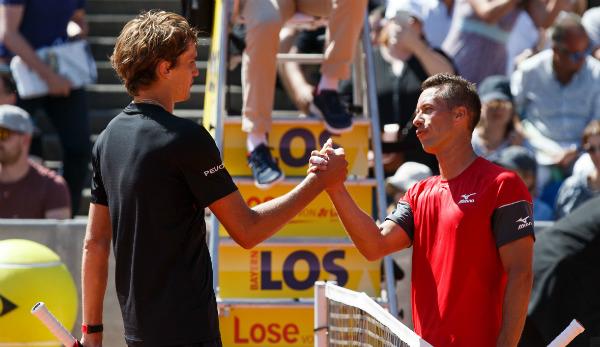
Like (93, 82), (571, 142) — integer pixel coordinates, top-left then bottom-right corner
(547, 319), (585, 347)
(31, 302), (82, 347)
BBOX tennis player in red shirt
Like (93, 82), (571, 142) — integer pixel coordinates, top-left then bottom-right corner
(311, 73), (534, 347)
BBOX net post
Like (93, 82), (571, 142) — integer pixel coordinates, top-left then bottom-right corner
(314, 281), (328, 347)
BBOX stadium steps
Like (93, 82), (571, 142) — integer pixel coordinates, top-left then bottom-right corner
(34, 0), (290, 215)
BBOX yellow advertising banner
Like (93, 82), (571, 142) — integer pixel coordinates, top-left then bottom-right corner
(219, 304), (313, 347)
(219, 179), (374, 237)
(202, 0), (224, 134)
(222, 118), (370, 177)
(218, 241), (380, 298)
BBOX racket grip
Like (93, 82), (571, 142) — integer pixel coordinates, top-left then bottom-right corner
(31, 302), (81, 347)
(547, 319), (585, 347)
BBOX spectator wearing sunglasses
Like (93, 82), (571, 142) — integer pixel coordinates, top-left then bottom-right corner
(511, 12), (600, 192)
(554, 120), (600, 219)
(0, 105), (70, 218)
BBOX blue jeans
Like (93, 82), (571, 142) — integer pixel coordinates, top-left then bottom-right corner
(18, 88), (91, 215)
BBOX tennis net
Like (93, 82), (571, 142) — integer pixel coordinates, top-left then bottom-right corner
(314, 281), (432, 347)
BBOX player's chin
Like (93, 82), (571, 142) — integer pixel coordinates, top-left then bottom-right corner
(420, 142), (436, 154)
(176, 93), (191, 103)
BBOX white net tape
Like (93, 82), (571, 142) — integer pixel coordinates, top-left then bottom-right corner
(323, 283), (432, 347)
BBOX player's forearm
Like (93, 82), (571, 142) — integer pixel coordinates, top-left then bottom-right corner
(81, 237), (110, 325)
(327, 185), (385, 261)
(496, 268), (533, 347)
(244, 174), (324, 247)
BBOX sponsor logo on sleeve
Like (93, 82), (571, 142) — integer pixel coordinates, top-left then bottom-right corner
(458, 193), (477, 204)
(516, 216), (533, 230)
(204, 163), (225, 176)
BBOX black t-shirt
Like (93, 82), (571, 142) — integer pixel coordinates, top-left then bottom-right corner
(91, 103), (238, 345)
(524, 196), (600, 346)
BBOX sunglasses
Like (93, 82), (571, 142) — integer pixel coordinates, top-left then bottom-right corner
(0, 128), (19, 141)
(585, 144), (600, 154)
(556, 45), (591, 62)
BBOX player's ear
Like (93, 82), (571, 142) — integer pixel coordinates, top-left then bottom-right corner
(156, 60), (172, 79)
(453, 106), (469, 126)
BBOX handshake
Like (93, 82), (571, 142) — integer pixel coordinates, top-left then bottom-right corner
(308, 138), (349, 191)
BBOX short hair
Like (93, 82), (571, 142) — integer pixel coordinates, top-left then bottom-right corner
(582, 120), (600, 146)
(421, 73), (481, 131)
(550, 12), (587, 45)
(111, 10), (198, 96)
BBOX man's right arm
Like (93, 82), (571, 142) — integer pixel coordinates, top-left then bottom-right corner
(326, 184), (412, 261)
(81, 203), (112, 347)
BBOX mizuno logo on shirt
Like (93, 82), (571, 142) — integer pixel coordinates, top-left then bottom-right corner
(204, 163), (225, 176)
(458, 193), (476, 204)
(516, 216), (533, 230)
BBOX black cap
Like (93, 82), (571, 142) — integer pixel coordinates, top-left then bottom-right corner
(495, 146), (537, 173)
(479, 75), (512, 104)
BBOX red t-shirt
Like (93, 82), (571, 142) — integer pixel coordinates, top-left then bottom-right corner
(388, 157), (534, 346)
(0, 161), (70, 218)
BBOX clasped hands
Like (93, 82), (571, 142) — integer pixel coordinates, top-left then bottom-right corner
(308, 138), (348, 191)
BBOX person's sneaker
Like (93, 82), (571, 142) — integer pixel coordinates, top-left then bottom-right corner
(247, 144), (284, 189)
(310, 90), (353, 134)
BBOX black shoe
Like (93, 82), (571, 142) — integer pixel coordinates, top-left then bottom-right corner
(310, 90), (353, 134)
(247, 144), (284, 189)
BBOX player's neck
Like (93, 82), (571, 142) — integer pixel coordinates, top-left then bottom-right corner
(134, 87), (174, 113)
(436, 142), (478, 181)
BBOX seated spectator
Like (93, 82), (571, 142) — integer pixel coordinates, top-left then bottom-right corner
(511, 13), (600, 188)
(0, 0), (92, 215)
(554, 120), (600, 219)
(385, 161), (432, 212)
(442, 0), (568, 85)
(472, 75), (528, 162)
(385, 0), (454, 48)
(519, 196), (600, 346)
(0, 105), (70, 219)
(239, 0), (367, 188)
(495, 145), (555, 221)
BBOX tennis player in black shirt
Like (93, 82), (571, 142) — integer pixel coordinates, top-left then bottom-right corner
(80, 11), (348, 347)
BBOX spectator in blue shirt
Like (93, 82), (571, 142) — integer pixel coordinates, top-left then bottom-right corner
(511, 12), (600, 192)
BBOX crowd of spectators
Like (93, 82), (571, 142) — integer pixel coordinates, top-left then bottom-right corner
(0, 0), (90, 216)
(0, 0), (598, 226)
(364, 0), (600, 222)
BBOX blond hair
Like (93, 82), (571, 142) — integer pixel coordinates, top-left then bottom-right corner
(111, 11), (198, 95)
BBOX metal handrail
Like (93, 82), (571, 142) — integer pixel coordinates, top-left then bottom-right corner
(208, 0), (231, 295)
(360, 11), (399, 318)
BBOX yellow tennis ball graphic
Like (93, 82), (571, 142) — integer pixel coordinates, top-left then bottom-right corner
(0, 239), (77, 346)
